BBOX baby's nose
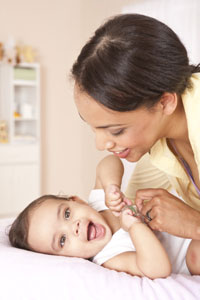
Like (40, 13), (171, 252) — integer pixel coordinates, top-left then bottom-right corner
(73, 220), (80, 236)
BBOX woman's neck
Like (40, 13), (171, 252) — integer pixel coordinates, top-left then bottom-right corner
(166, 96), (189, 145)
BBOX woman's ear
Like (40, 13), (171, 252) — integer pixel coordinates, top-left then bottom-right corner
(159, 92), (178, 115)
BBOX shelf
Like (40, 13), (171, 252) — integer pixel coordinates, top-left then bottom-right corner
(13, 79), (37, 86)
(0, 63), (40, 215)
(14, 117), (37, 121)
(0, 63), (40, 145)
(13, 135), (37, 144)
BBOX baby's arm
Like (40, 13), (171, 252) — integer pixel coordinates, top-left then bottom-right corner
(95, 155), (131, 215)
(95, 155), (124, 190)
(103, 209), (172, 278)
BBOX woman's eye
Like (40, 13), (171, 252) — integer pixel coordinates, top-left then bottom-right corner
(64, 208), (70, 219)
(111, 129), (124, 136)
(60, 235), (66, 248)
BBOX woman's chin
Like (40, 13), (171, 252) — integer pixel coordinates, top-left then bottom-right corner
(124, 154), (140, 162)
(125, 151), (146, 162)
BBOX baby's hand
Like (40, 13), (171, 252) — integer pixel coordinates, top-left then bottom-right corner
(120, 208), (142, 231)
(105, 184), (132, 217)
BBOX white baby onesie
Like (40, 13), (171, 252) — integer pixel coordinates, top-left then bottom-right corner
(88, 189), (191, 275)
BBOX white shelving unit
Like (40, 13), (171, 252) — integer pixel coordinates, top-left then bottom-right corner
(0, 63), (41, 217)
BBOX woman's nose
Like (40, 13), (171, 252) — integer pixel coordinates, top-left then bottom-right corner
(95, 132), (115, 151)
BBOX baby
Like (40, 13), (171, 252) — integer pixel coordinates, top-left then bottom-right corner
(9, 155), (198, 278)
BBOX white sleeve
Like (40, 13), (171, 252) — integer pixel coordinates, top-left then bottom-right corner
(92, 229), (135, 265)
(87, 189), (108, 212)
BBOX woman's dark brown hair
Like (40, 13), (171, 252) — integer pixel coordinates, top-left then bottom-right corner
(72, 13), (200, 112)
(9, 194), (71, 251)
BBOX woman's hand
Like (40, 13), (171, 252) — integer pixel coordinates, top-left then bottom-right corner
(120, 208), (142, 231)
(105, 184), (132, 217)
(135, 188), (200, 239)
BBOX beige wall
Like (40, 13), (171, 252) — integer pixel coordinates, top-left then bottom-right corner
(0, 0), (133, 201)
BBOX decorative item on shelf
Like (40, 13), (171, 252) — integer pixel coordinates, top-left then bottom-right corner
(3, 37), (17, 66)
(0, 120), (8, 143)
(15, 43), (36, 64)
(13, 111), (21, 118)
(16, 44), (23, 64)
(1, 38), (37, 65)
(13, 102), (21, 118)
(22, 45), (36, 63)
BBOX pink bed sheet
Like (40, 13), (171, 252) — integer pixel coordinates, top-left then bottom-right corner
(1, 218), (200, 300)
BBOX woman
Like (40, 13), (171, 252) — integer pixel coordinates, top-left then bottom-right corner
(71, 13), (200, 249)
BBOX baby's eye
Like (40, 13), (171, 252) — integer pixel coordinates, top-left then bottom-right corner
(64, 208), (70, 219)
(60, 235), (66, 248)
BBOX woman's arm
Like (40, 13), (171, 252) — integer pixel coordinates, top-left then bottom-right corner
(124, 154), (200, 240)
(103, 208), (171, 278)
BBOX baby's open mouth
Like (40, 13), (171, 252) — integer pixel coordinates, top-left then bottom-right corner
(87, 222), (105, 241)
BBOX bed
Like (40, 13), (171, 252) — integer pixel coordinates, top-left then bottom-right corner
(1, 218), (200, 300)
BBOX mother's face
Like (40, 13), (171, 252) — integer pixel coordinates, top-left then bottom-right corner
(74, 85), (169, 162)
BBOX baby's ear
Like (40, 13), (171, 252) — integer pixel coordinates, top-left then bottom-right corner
(70, 195), (88, 205)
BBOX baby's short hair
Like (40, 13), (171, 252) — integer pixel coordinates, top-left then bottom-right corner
(9, 194), (71, 251)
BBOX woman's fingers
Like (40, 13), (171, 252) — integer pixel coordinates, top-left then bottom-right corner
(136, 188), (163, 198)
(135, 188), (200, 238)
(135, 189), (169, 229)
(141, 196), (160, 216)
(135, 188), (157, 211)
(135, 188), (165, 212)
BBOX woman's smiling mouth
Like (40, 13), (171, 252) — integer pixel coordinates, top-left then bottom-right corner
(112, 148), (130, 158)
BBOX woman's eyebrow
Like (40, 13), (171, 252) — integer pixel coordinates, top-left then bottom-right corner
(95, 124), (123, 129)
(78, 113), (124, 129)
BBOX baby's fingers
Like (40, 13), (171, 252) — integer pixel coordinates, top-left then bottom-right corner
(107, 191), (121, 201)
(122, 207), (134, 216)
(108, 198), (123, 207)
(109, 202), (125, 214)
(123, 197), (132, 206)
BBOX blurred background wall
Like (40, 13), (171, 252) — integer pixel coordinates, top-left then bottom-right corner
(0, 0), (134, 204)
(0, 0), (199, 210)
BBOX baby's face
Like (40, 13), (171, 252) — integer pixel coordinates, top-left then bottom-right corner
(28, 197), (112, 258)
